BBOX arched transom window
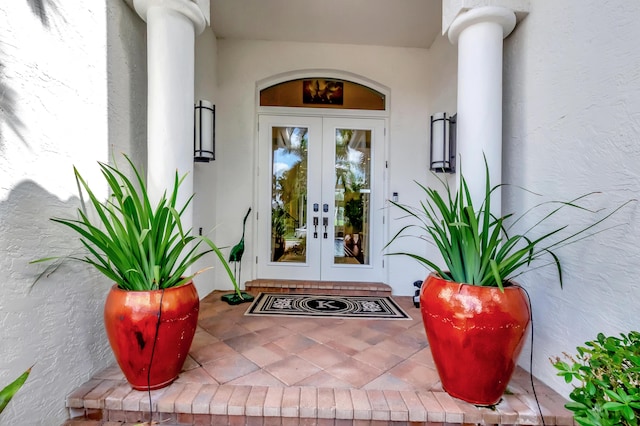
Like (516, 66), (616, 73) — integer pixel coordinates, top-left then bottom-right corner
(260, 78), (386, 110)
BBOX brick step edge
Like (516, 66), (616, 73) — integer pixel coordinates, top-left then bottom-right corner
(244, 279), (392, 297)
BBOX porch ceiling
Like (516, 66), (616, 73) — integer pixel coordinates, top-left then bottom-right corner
(210, 0), (443, 49)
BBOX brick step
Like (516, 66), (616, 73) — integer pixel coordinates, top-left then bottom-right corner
(63, 382), (566, 425)
(244, 279), (392, 297)
(61, 409), (526, 426)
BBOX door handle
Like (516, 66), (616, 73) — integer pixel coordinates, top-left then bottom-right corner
(313, 216), (319, 239)
(322, 217), (328, 239)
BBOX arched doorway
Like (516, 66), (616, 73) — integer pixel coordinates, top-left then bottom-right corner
(255, 72), (389, 283)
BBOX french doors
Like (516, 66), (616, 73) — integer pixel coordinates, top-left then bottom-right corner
(257, 115), (385, 282)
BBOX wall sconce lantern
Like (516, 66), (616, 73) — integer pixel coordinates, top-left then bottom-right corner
(194, 100), (215, 162)
(429, 112), (456, 173)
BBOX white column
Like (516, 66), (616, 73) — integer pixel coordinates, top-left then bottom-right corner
(133, 0), (206, 213)
(448, 6), (515, 214)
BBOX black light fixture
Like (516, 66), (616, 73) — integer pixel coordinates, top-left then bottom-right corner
(194, 100), (215, 162)
(429, 112), (456, 173)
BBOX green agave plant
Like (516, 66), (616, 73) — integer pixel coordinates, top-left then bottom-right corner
(33, 155), (242, 295)
(0, 368), (31, 415)
(385, 157), (632, 290)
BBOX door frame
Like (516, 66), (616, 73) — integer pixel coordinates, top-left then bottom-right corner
(255, 114), (324, 280)
(252, 70), (391, 283)
(255, 115), (387, 282)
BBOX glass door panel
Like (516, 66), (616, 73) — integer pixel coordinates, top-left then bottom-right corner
(320, 117), (385, 283)
(333, 129), (371, 266)
(270, 126), (308, 263)
(258, 115), (322, 280)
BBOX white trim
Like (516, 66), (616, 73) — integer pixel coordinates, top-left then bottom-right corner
(448, 6), (516, 44)
(134, 0), (207, 34)
(257, 107), (388, 119)
(442, 0), (529, 35)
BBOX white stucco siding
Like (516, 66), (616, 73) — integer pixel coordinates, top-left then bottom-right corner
(0, 1), (146, 423)
(0, 5), (107, 201)
(201, 39), (449, 296)
(192, 27), (220, 297)
(503, 0), (640, 396)
(107, 0), (148, 171)
(427, 34), (458, 116)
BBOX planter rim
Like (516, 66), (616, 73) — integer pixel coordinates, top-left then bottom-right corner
(109, 279), (195, 294)
(427, 271), (523, 290)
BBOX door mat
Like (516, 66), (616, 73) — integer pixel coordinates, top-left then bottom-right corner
(245, 293), (410, 319)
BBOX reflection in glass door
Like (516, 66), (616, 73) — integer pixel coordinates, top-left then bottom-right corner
(320, 117), (384, 282)
(333, 128), (371, 266)
(258, 115), (384, 282)
(270, 126), (308, 264)
(258, 115), (322, 280)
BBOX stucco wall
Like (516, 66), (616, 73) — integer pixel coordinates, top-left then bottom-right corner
(192, 27), (220, 297)
(503, 0), (640, 395)
(0, 1), (146, 423)
(427, 34), (458, 116)
(199, 39), (458, 295)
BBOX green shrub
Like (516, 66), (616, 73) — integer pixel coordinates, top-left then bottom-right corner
(552, 331), (640, 426)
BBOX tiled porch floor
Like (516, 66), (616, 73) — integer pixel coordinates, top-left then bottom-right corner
(65, 291), (575, 425)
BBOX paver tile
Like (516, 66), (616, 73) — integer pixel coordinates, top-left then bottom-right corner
(227, 385), (252, 416)
(245, 385), (268, 417)
(317, 388), (336, 419)
(202, 353), (260, 384)
(383, 389), (409, 422)
(299, 386), (317, 418)
(210, 384), (234, 415)
(324, 358), (383, 388)
(191, 384), (218, 414)
(263, 386), (284, 417)
(281, 387), (300, 418)
(350, 388), (372, 420)
(174, 383), (203, 413)
(265, 355), (321, 386)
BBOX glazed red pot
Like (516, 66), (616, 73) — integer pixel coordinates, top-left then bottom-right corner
(104, 281), (199, 390)
(420, 272), (531, 405)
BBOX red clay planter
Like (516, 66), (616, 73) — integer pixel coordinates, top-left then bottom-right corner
(420, 272), (531, 405)
(104, 282), (200, 390)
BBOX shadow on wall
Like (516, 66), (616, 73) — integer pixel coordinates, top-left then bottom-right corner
(0, 0), (63, 152)
(25, 0), (62, 29)
(0, 180), (112, 423)
(0, 57), (26, 150)
(106, 0), (148, 170)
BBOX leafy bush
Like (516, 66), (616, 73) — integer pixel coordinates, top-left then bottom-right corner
(552, 331), (640, 426)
